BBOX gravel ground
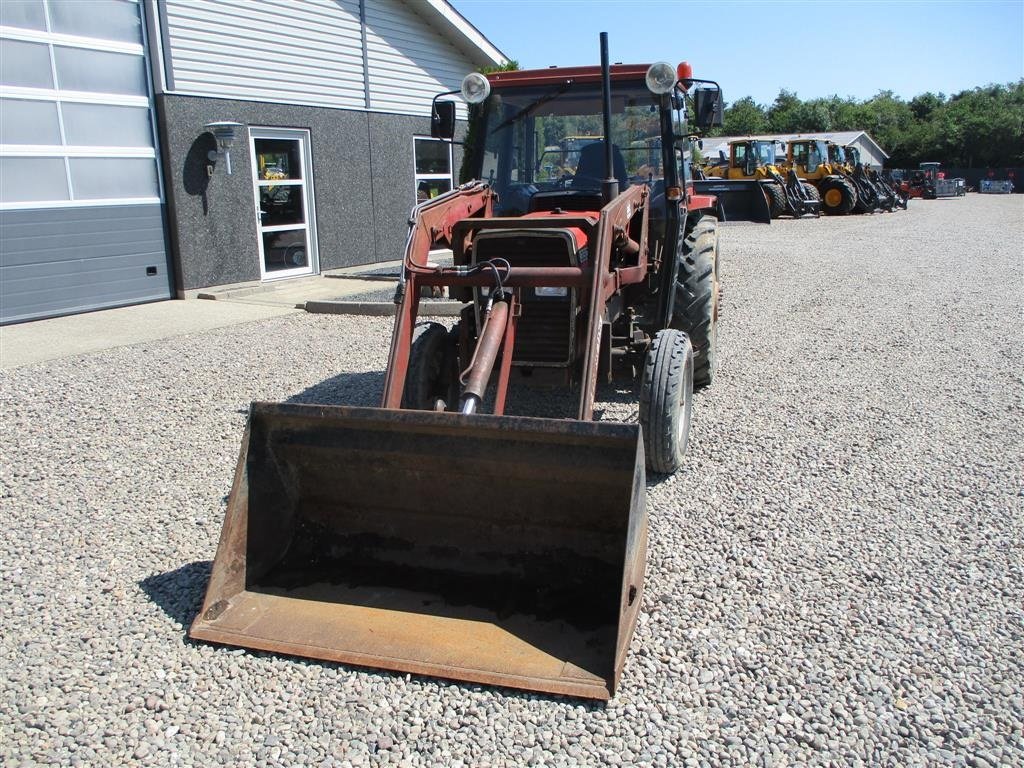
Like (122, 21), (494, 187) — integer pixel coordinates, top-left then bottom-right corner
(2, 194), (1022, 767)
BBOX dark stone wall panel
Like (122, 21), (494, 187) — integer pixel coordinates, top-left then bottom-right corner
(160, 95), (381, 290)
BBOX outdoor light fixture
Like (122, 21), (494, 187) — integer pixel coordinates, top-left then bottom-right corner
(204, 121), (245, 176)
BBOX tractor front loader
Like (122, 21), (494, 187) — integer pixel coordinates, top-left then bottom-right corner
(191, 38), (725, 701)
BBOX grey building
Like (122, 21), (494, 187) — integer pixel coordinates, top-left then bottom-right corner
(0, 0), (506, 324)
(701, 131), (889, 169)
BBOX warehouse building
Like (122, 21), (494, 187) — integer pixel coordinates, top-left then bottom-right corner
(700, 131), (889, 169)
(0, 0), (506, 324)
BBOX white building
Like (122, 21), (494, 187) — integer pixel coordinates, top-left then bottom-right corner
(0, 0), (506, 324)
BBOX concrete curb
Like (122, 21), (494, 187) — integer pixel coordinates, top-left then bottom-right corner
(303, 300), (465, 317)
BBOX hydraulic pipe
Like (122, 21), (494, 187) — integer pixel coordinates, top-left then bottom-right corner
(459, 298), (510, 415)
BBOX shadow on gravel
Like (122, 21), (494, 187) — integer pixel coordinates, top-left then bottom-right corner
(278, 366), (643, 422)
(285, 370), (387, 407)
(140, 560), (212, 632)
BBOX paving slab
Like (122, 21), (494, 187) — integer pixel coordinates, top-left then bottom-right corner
(0, 299), (299, 369)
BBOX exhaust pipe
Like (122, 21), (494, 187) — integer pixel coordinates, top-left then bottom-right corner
(600, 32), (618, 207)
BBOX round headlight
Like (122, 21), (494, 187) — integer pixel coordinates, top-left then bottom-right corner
(645, 61), (677, 95)
(461, 72), (491, 104)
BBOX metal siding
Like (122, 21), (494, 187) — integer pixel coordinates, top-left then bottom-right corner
(364, 0), (476, 116)
(0, 205), (172, 324)
(163, 0), (367, 109)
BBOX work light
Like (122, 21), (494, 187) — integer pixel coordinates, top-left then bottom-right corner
(461, 72), (491, 104)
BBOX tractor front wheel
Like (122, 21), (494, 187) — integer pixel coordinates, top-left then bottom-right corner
(802, 182), (820, 203)
(820, 177), (857, 215)
(639, 330), (693, 474)
(402, 322), (459, 411)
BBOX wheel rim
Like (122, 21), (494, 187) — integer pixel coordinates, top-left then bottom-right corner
(824, 188), (842, 207)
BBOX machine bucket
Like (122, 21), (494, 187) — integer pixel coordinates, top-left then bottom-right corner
(693, 179), (772, 223)
(190, 402), (648, 700)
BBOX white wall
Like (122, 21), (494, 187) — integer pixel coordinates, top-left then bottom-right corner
(160, 0), (481, 116)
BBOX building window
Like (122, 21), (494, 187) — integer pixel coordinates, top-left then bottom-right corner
(0, 0), (160, 210)
(414, 137), (452, 202)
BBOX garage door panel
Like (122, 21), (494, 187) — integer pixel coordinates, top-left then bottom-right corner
(0, 205), (171, 324)
(1, 228), (167, 265)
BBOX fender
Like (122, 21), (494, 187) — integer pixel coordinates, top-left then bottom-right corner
(688, 192), (718, 213)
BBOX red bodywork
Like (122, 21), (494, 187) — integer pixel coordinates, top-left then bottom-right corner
(382, 182), (650, 421)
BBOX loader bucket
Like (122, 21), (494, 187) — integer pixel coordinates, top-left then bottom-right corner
(190, 402), (647, 700)
(693, 179), (772, 223)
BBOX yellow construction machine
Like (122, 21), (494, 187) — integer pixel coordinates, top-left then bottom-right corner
(703, 138), (819, 218)
(785, 138), (859, 215)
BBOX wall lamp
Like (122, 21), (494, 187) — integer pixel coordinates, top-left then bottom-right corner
(205, 121), (245, 176)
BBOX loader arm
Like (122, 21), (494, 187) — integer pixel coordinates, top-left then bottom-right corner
(382, 183), (494, 409)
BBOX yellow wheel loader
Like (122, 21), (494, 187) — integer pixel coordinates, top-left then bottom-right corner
(785, 138), (859, 215)
(703, 139), (818, 218)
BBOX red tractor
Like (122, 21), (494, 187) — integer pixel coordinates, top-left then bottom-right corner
(192, 36), (745, 700)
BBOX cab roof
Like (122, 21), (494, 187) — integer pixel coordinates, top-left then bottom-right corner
(487, 64), (652, 88)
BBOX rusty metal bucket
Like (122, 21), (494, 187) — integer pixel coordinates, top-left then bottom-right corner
(190, 402), (647, 700)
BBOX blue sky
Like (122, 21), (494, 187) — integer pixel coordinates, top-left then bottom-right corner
(450, 0), (1024, 105)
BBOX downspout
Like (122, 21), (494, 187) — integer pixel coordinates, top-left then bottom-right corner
(360, 0), (371, 110)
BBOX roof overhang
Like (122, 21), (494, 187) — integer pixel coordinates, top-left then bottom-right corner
(421, 0), (509, 69)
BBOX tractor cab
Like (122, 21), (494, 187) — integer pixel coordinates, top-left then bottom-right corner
(729, 139), (778, 179)
(827, 142), (847, 169)
(788, 139), (829, 176)
(456, 71), (692, 221)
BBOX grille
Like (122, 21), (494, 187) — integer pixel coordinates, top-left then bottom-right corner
(514, 300), (574, 365)
(473, 231), (576, 267)
(472, 230), (578, 366)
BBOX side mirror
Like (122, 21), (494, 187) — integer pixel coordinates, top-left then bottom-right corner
(693, 88), (723, 128)
(431, 100), (456, 140)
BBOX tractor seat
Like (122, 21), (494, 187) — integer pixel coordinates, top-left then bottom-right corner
(572, 141), (628, 190)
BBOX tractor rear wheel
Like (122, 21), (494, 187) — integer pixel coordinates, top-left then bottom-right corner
(402, 322), (458, 411)
(639, 329), (693, 474)
(819, 176), (856, 215)
(763, 183), (786, 218)
(673, 215), (718, 389)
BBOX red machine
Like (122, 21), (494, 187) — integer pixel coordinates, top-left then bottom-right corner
(192, 36), (732, 700)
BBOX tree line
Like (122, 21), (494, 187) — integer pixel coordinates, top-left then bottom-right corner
(707, 81), (1024, 169)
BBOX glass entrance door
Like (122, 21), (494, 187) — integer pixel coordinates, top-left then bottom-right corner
(249, 128), (318, 279)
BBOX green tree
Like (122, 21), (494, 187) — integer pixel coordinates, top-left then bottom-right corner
(721, 96), (768, 135)
(767, 89), (803, 132)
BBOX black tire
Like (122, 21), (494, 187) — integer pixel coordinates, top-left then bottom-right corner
(672, 215), (718, 389)
(801, 182), (820, 202)
(639, 330), (693, 474)
(402, 322), (457, 411)
(763, 183), (786, 218)
(819, 176), (857, 215)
